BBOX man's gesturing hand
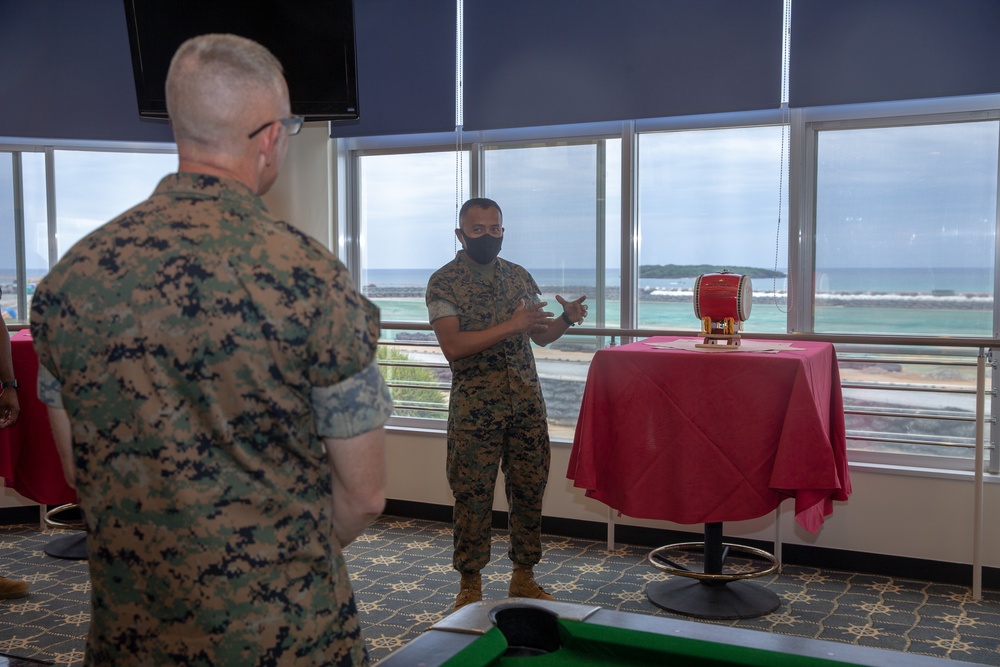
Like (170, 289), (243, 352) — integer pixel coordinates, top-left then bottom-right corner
(510, 299), (554, 335)
(555, 294), (588, 326)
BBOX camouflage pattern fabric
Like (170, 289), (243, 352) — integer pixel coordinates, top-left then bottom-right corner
(426, 252), (551, 574)
(30, 173), (392, 667)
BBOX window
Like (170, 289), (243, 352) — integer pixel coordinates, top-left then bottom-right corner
(354, 102), (999, 469)
(355, 138), (621, 438)
(482, 139), (621, 439)
(1, 152), (45, 322)
(813, 120), (998, 336)
(52, 150), (176, 259)
(809, 115), (999, 468)
(357, 149), (469, 422)
(483, 139), (621, 334)
(1, 148), (175, 324)
(636, 126), (789, 333)
(357, 149), (468, 322)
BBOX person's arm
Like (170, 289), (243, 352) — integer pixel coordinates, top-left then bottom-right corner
(311, 359), (392, 546)
(324, 427), (386, 547)
(530, 294), (589, 347)
(0, 326), (19, 429)
(432, 299), (553, 362)
(46, 406), (76, 490)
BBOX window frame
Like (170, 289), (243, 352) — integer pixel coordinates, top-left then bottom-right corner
(1, 141), (177, 325)
(346, 96), (1000, 474)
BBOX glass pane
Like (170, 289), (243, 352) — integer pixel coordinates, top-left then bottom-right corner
(483, 141), (621, 331)
(814, 121), (998, 336)
(637, 126), (789, 333)
(0, 152), (46, 323)
(358, 150), (469, 422)
(0, 154), (13, 322)
(53, 150), (176, 259)
(483, 141), (620, 440)
(358, 150), (467, 323)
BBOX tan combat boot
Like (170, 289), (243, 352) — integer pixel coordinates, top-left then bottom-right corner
(454, 571), (482, 610)
(508, 562), (555, 601)
(0, 576), (29, 600)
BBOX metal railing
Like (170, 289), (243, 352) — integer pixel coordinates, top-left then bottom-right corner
(378, 323), (996, 464)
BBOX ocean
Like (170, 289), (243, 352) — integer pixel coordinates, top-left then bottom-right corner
(3, 267), (995, 335)
(361, 266), (996, 337)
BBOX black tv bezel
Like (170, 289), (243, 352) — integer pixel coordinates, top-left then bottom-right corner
(121, 0), (360, 122)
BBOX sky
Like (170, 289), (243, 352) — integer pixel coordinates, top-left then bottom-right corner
(3, 119), (998, 277)
(358, 120), (998, 273)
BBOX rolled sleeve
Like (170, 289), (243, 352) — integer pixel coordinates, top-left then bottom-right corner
(311, 361), (393, 438)
(427, 299), (458, 324)
(36, 364), (64, 409)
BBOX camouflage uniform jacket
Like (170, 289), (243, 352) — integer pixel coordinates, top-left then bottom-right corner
(426, 252), (547, 431)
(30, 173), (392, 666)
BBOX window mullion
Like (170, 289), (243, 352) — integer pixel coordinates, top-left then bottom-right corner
(620, 121), (638, 337)
(11, 153), (27, 322)
(595, 141), (606, 332)
(44, 148), (57, 268)
(790, 108), (815, 334)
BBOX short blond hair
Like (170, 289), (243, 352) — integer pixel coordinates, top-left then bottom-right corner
(166, 34), (286, 150)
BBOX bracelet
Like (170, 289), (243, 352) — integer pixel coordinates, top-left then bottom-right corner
(561, 311), (575, 327)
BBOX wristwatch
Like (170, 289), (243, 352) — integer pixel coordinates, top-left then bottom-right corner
(0, 379), (18, 390)
(561, 312), (576, 327)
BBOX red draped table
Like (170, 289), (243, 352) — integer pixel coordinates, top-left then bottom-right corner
(0, 329), (82, 558)
(568, 336), (850, 618)
(0, 329), (76, 506)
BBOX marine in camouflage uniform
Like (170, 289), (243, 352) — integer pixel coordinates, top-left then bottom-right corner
(31, 32), (391, 665)
(31, 171), (392, 666)
(426, 198), (587, 609)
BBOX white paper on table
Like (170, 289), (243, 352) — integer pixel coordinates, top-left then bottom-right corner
(642, 338), (805, 353)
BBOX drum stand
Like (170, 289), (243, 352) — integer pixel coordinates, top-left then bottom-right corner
(696, 333), (742, 349)
(696, 317), (743, 349)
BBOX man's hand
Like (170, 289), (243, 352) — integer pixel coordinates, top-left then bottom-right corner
(530, 293), (590, 347)
(509, 299), (554, 335)
(0, 389), (19, 430)
(555, 294), (588, 326)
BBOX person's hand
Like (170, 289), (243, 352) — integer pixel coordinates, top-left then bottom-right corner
(510, 299), (554, 335)
(0, 388), (19, 430)
(556, 294), (588, 326)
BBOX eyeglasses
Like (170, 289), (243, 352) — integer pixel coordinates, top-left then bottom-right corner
(247, 115), (304, 139)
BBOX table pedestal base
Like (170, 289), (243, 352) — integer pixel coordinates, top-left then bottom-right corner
(647, 578), (780, 619)
(43, 532), (87, 560)
(646, 522), (779, 620)
(43, 503), (88, 560)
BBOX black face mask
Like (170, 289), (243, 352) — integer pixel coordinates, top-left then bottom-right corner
(461, 230), (503, 264)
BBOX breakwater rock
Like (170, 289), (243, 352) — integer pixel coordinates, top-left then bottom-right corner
(363, 284), (992, 310)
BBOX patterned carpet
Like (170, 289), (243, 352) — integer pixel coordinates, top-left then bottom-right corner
(2, 516), (1000, 665)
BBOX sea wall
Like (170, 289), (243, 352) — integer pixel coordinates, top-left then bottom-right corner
(363, 285), (993, 310)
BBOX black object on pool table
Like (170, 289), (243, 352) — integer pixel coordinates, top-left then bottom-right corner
(378, 599), (986, 666)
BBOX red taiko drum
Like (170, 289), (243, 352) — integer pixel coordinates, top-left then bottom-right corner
(693, 272), (752, 323)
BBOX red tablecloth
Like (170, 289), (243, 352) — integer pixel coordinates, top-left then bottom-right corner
(567, 336), (850, 533)
(0, 329), (76, 505)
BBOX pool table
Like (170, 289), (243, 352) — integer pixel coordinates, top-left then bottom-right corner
(378, 599), (977, 666)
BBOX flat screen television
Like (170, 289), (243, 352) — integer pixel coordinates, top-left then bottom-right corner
(122, 0), (359, 121)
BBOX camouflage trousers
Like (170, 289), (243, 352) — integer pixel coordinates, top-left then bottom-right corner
(447, 421), (551, 574)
